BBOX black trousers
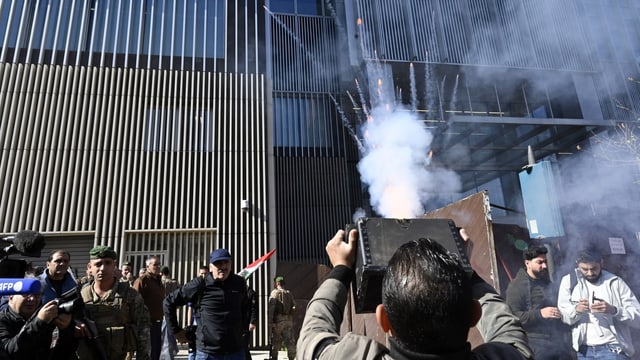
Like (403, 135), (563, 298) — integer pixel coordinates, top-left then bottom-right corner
(151, 320), (162, 360)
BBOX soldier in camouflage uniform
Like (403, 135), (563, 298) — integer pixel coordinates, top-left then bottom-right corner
(77, 245), (151, 360)
(268, 276), (296, 360)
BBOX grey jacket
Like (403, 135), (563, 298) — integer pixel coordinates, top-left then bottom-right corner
(297, 266), (533, 360)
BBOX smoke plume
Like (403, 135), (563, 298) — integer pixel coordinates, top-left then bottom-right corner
(356, 66), (461, 219)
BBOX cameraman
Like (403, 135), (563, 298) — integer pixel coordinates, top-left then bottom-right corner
(0, 279), (73, 359)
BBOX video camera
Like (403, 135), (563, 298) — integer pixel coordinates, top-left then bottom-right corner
(349, 217), (471, 313)
(54, 287), (83, 314)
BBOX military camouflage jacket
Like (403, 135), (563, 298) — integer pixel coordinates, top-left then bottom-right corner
(80, 279), (151, 360)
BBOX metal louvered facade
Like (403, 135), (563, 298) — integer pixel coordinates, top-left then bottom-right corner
(0, 61), (270, 317)
(267, 6), (360, 264)
(353, 0), (596, 70)
(0, 0), (276, 347)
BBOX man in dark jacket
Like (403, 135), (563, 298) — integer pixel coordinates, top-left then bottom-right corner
(0, 281), (73, 359)
(39, 249), (82, 359)
(133, 256), (165, 360)
(164, 248), (248, 360)
(506, 245), (573, 359)
(297, 229), (533, 360)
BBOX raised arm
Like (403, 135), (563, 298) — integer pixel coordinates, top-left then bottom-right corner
(297, 229), (387, 360)
(471, 275), (533, 359)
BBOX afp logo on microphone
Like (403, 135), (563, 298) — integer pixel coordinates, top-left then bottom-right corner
(1, 280), (23, 292)
(0, 278), (42, 296)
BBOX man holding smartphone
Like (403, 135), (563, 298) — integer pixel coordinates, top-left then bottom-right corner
(558, 249), (640, 359)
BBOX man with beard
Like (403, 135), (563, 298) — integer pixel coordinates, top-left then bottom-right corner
(558, 249), (640, 359)
(506, 245), (573, 359)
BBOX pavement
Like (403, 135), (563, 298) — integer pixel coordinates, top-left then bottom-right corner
(173, 349), (288, 359)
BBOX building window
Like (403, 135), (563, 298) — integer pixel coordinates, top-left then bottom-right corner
(273, 95), (334, 149)
(144, 108), (215, 152)
(0, 0), (226, 68)
(269, 0), (323, 16)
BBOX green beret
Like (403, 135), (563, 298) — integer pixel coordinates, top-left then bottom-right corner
(274, 276), (285, 283)
(90, 245), (117, 260)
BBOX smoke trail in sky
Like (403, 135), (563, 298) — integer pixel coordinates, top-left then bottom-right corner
(330, 94), (366, 153)
(410, 63), (418, 111)
(449, 74), (459, 116)
(424, 59), (438, 120)
(439, 75), (447, 121)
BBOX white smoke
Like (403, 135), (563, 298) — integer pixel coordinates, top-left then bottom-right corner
(352, 207), (367, 223)
(357, 69), (461, 218)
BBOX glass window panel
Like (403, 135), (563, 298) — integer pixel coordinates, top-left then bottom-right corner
(270, 0), (295, 13)
(173, 1), (185, 56)
(298, 0), (322, 15)
(523, 81), (548, 118)
(467, 82), (499, 116)
(496, 80), (528, 117)
(208, 0), (225, 59)
(0, 1), (27, 51)
(90, 0), (109, 53)
(144, 107), (214, 151)
(29, 1), (48, 51)
(274, 95), (333, 148)
(63, 1), (85, 53)
(142, 0), (159, 56)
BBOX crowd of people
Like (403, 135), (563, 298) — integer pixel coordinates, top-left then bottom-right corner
(0, 241), (281, 360)
(2, 227), (639, 360)
(504, 244), (640, 360)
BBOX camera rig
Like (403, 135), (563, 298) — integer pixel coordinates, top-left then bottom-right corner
(350, 217), (471, 313)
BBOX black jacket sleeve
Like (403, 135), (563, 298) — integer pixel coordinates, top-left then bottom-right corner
(0, 309), (55, 358)
(163, 276), (204, 335)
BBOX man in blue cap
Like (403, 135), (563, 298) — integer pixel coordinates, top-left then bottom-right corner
(164, 248), (249, 360)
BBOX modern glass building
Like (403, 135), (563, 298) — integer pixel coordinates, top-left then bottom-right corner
(1, 0), (640, 347)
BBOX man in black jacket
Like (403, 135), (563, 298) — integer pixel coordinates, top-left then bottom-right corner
(0, 281), (73, 359)
(505, 245), (573, 359)
(164, 249), (248, 360)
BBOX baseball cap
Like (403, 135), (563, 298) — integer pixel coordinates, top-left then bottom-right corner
(210, 249), (232, 263)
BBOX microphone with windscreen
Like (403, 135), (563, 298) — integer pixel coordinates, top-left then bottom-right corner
(0, 230), (46, 278)
(1, 230), (46, 257)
